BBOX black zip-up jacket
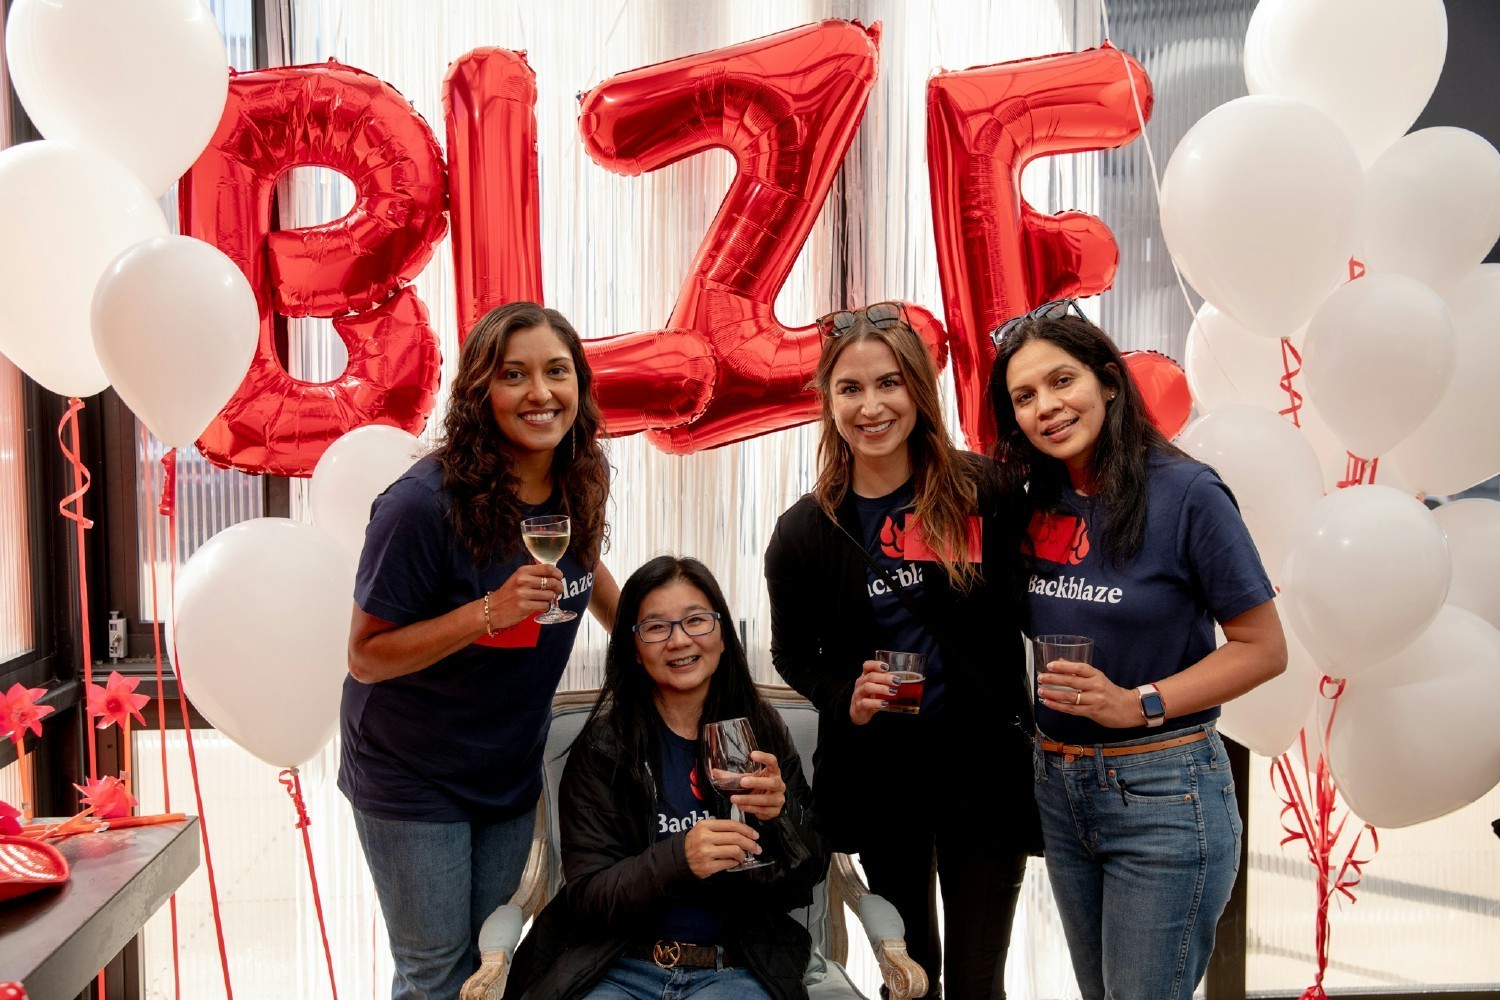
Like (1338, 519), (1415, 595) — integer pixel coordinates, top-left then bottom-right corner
(507, 714), (829, 1000)
(763, 455), (1039, 852)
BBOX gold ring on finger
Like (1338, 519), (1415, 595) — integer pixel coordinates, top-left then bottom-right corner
(1074, 691), (1083, 706)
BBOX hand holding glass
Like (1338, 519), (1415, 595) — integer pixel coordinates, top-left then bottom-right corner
(875, 649), (928, 715)
(701, 717), (772, 871)
(1034, 634), (1093, 701)
(520, 515), (575, 624)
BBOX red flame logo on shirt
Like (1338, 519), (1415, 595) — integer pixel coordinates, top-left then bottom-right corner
(689, 765), (705, 802)
(1028, 512), (1090, 565)
(879, 516), (905, 559)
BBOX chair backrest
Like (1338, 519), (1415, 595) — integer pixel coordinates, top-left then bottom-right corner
(531, 685), (840, 969)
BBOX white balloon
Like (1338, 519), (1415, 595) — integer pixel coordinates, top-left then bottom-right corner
(5, 0), (230, 196)
(1387, 265), (1500, 495)
(1323, 606), (1500, 828)
(1184, 304), (1306, 413)
(1160, 96), (1363, 340)
(1244, 0), (1448, 168)
(1432, 500), (1500, 631)
(1301, 274), (1454, 458)
(311, 426), (427, 557)
(1219, 599), (1321, 758)
(0, 141), (169, 397)
(1362, 128), (1500, 294)
(1177, 405), (1324, 584)
(1280, 485), (1449, 677)
(172, 518), (356, 769)
(92, 236), (258, 449)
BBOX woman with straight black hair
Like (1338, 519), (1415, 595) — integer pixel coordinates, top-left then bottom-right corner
(508, 555), (828, 1000)
(343, 301), (618, 999)
(989, 300), (1286, 1000)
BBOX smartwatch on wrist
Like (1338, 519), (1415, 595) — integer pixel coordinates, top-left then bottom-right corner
(1137, 683), (1166, 728)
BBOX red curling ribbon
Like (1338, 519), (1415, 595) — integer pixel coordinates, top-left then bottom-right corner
(1348, 257), (1366, 282)
(57, 397), (97, 778)
(926, 44), (1152, 452)
(578, 20), (891, 451)
(443, 47), (545, 338)
(157, 448), (177, 518)
(280, 768), (338, 999)
(1270, 678), (1381, 999)
(181, 62), (446, 477)
(1337, 453), (1380, 488)
(1279, 337), (1305, 427)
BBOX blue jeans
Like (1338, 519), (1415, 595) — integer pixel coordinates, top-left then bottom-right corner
(583, 955), (772, 999)
(353, 807), (536, 1000)
(1033, 726), (1242, 1000)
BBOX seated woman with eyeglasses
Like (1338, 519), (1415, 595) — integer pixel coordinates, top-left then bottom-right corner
(507, 555), (828, 1000)
(764, 303), (1038, 1000)
(988, 299), (1286, 1000)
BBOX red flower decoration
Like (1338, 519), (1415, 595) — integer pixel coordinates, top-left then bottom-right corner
(0, 800), (21, 836)
(74, 775), (136, 820)
(0, 684), (53, 743)
(85, 671), (149, 731)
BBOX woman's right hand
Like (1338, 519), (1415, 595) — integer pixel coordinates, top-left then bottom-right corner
(484, 563), (565, 631)
(684, 818), (760, 878)
(849, 659), (897, 725)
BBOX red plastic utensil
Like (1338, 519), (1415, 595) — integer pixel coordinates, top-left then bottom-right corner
(0, 835), (69, 903)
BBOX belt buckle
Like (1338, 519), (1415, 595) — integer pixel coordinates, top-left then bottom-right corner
(652, 941), (682, 969)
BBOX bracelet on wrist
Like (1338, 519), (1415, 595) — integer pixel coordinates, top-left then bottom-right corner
(482, 590), (497, 637)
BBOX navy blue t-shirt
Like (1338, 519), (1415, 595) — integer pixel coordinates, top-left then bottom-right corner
(653, 721), (726, 944)
(339, 455), (595, 822)
(1026, 452), (1275, 745)
(853, 481), (947, 714)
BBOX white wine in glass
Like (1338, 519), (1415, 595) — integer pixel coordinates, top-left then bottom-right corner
(520, 514), (576, 624)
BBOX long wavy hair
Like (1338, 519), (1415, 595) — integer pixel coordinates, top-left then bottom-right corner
(578, 556), (792, 792)
(988, 313), (1188, 563)
(812, 318), (982, 590)
(435, 302), (610, 568)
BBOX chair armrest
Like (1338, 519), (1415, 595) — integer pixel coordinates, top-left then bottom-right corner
(459, 815), (551, 1000)
(828, 852), (930, 1000)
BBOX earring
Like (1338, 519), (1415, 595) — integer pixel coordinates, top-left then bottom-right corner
(1109, 390), (1117, 400)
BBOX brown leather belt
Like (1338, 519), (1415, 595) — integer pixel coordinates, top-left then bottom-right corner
(627, 940), (737, 969)
(1039, 729), (1208, 759)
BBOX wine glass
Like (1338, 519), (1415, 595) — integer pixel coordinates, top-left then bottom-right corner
(701, 717), (773, 871)
(520, 514), (576, 624)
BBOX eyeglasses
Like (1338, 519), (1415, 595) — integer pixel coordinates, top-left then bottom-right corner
(989, 298), (1088, 347)
(633, 611), (722, 643)
(816, 300), (910, 339)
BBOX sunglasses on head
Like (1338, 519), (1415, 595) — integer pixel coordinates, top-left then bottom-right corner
(816, 300), (910, 339)
(989, 297), (1088, 348)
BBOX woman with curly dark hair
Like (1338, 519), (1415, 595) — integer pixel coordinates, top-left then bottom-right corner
(342, 301), (618, 999)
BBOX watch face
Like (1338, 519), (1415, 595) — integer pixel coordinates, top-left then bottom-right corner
(1141, 691), (1166, 719)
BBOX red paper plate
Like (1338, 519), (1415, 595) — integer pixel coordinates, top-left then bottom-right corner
(0, 835), (70, 903)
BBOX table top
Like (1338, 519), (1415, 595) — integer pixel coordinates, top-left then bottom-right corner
(0, 819), (200, 1000)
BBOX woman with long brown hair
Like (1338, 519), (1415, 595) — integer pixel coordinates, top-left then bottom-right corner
(764, 304), (1037, 999)
(342, 301), (618, 999)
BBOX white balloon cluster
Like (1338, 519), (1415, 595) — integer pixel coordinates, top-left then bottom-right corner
(1165, 0), (1500, 828)
(0, 0), (257, 450)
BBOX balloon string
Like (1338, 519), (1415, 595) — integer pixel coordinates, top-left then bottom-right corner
(169, 507), (236, 999)
(1278, 338), (1304, 427)
(1349, 257), (1366, 281)
(280, 768), (340, 1000)
(57, 398), (98, 779)
(142, 428), (182, 1000)
(1337, 454), (1378, 488)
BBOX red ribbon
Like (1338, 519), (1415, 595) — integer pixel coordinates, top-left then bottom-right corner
(158, 449), (177, 517)
(1278, 338), (1304, 428)
(1270, 677), (1381, 997)
(1337, 454), (1380, 488)
(57, 398), (97, 779)
(280, 768), (339, 999)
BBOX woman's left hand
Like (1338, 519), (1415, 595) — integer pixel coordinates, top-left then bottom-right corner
(1037, 659), (1146, 729)
(729, 751), (786, 821)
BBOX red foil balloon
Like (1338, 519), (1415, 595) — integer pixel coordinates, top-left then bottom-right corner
(1123, 350), (1192, 439)
(927, 44), (1153, 452)
(579, 19), (886, 452)
(443, 47), (544, 340)
(180, 62), (447, 476)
